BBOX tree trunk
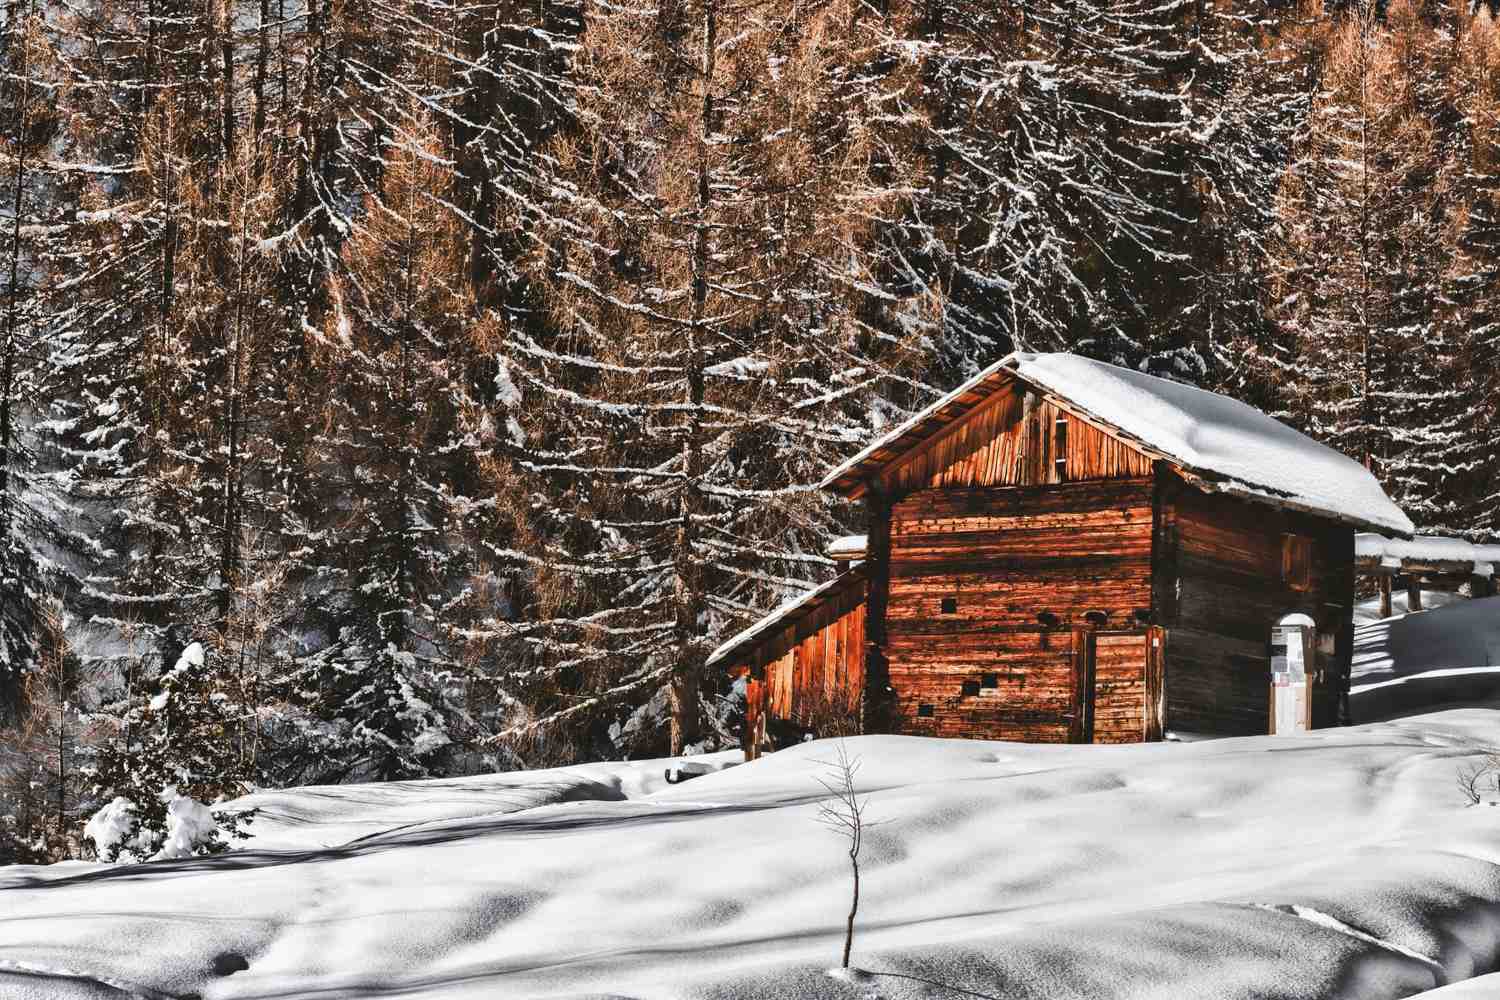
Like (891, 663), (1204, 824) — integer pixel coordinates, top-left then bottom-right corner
(842, 849), (859, 967)
(221, 0), (236, 161)
(669, 0), (717, 756)
(0, 120), (23, 544)
(253, 0), (270, 164)
(218, 178), (250, 629)
(0, 7), (32, 544)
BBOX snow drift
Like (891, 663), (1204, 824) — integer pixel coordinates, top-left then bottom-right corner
(1352, 596), (1500, 722)
(6, 716), (1500, 999)
(8, 598), (1500, 999)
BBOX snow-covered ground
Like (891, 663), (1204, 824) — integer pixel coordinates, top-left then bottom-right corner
(1352, 595), (1500, 722)
(6, 599), (1500, 1000)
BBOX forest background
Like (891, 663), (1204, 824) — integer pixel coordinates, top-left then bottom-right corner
(1, 0), (1498, 860)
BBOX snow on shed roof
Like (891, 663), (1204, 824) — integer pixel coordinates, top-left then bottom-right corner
(1356, 533), (1500, 576)
(705, 567), (865, 672)
(821, 352), (1414, 538)
(827, 534), (868, 559)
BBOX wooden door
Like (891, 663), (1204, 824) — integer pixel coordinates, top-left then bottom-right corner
(1072, 627), (1165, 744)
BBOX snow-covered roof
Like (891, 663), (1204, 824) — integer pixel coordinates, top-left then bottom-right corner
(821, 352), (1414, 537)
(827, 534), (868, 560)
(705, 568), (865, 671)
(1356, 533), (1500, 577)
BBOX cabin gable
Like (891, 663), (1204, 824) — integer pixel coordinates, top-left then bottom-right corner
(867, 376), (1156, 498)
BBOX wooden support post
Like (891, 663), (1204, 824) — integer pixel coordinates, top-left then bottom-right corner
(1144, 626), (1167, 742)
(861, 488), (892, 734)
(1406, 575), (1423, 613)
(1378, 574), (1392, 619)
(1470, 574), (1491, 600)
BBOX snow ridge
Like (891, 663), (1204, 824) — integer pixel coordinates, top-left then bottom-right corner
(1251, 903), (1448, 983)
(0, 957), (182, 999)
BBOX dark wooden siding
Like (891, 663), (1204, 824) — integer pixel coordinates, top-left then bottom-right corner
(1159, 473), (1355, 735)
(883, 480), (1156, 740)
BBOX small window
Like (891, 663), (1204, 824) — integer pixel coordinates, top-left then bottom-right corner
(961, 679), (980, 697)
(981, 672), (999, 689)
(941, 597), (958, 615)
(917, 703), (935, 718)
(1282, 534), (1313, 592)
(1053, 417), (1068, 480)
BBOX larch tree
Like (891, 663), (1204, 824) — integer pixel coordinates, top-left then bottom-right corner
(1444, 3), (1500, 540)
(1271, 0), (1471, 531)
(39, 0), (227, 673)
(493, 0), (910, 758)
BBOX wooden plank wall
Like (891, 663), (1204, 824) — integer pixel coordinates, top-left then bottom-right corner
(878, 387), (1153, 496)
(1159, 473), (1355, 735)
(883, 480), (1156, 741)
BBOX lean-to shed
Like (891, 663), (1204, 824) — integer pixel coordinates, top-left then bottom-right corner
(712, 353), (1414, 754)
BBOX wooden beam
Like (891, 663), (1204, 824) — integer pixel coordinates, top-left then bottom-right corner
(862, 488), (892, 733)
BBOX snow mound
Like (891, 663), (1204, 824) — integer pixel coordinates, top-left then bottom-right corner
(1414, 972), (1500, 997)
(81, 798), (142, 861)
(154, 789), (220, 861)
(229, 751), (741, 851)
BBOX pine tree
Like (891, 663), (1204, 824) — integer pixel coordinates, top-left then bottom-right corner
(89, 641), (256, 861)
(862, 0), (1203, 378)
(0, 0), (66, 718)
(281, 110), (482, 782)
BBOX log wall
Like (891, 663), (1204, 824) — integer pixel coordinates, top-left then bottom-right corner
(883, 480), (1156, 741)
(1158, 472), (1355, 735)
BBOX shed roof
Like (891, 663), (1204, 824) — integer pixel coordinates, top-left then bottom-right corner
(705, 567), (866, 673)
(821, 352), (1414, 537)
(1356, 533), (1500, 577)
(827, 534), (868, 560)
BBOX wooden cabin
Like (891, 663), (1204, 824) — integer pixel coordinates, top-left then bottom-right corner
(711, 353), (1415, 756)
